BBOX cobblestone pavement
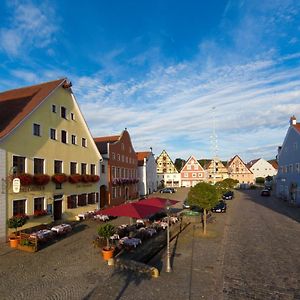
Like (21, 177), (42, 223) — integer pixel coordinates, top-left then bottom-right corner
(1, 189), (300, 300)
(222, 190), (300, 300)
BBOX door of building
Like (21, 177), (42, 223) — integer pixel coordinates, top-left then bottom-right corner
(53, 200), (62, 220)
(100, 185), (107, 208)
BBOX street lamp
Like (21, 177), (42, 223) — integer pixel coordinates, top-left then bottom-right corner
(166, 199), (171, 273)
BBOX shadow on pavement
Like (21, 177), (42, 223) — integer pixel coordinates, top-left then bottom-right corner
(238, 189), (300, 224)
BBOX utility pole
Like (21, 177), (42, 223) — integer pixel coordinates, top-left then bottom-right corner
(211, 107), (218, 184)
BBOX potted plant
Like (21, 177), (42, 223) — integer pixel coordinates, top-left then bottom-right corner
(97, 223), (115, 260)
(7, 214), (28, 248)
(18, 238), (37, 253)
(33, 209), (48, 217)
(33, 174), (50, 185)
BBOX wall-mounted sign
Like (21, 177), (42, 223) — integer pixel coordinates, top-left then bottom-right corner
(12, 178), (20, 193)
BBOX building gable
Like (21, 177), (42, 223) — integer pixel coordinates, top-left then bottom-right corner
(156, 150), (178, 174)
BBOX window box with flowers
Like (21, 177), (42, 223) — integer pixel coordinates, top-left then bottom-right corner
(14, 173), (33, 186)
(33, 174), (50, 186)
(52, 173), (68, 184)
(90, 175), (100, 182)
(69, 174), (82, 184)
(81, 174), (91, 183)
(33, 209), (48, 217)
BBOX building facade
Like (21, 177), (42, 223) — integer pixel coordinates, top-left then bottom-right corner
(227, 155), (254, 184)
(180, 155), (206, 187)
(205, 157), (229, 183)
(94, 130), (138, 207)
(276, 116), (300, 205)
(247, 158), (277, 180)
(156, 150), (180, 187)
(136, 151), (158, 196)
(0, 79), (102, 241)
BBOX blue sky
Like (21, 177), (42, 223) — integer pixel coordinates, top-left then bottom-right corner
(1, 0), (300, 162)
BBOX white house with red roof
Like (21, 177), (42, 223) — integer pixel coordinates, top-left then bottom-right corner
(180, 155), (206, 187)
(247, 158), (277, 180)
(276, 116), (300, 205)
(136, 150), (158, 196)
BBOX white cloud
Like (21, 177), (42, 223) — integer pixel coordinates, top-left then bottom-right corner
(0, 1), (58, 57)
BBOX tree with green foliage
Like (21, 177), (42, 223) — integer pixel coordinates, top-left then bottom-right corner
(215, 178), (239, 194)
(187, 182), (219, 234)
(255, 177), (265, 185)
(97, 223), (115, 250)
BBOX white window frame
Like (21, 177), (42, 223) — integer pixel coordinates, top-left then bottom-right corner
(33, 196), (46, 211)
(71, 134), (77, 145)
(12, 198), (27, 216)
(61, 130), (68, 144)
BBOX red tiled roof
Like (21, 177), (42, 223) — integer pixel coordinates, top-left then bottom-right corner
(94, 135), (120, 143)
(0, 78), (66, 140)
(268, 159), (278, 170)
(136, 151), (151, 166)
(293, 124), (300, 133)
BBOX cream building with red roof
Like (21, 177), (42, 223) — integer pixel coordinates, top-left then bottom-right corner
(0, 79), (102, 241)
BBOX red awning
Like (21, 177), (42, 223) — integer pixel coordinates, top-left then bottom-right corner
(96, 202), (162, 219)
(138, 197), (178, 208)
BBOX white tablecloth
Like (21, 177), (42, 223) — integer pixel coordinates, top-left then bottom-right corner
(51, 224), (72, 234)
(119, 237), (141, 248)
(94, 214), (109, 221)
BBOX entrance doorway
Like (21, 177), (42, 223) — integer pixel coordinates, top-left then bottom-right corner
(53, 200), (62, 221)
(100, 185), (108, 208)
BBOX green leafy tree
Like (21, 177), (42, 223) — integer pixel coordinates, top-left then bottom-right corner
(187, 182), (219, 234)
(215, 178), (239, 194)
(255, 177), (265, 185)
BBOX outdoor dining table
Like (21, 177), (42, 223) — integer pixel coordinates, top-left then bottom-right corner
(154, 221), (168, 230)
(138, 227), (157, 237)
(94, 214), (110, 222)
(51, 224), (72, 234)
(30, 229), (54, 241)
(119, 237), (142, 248)
(110, 233), (120, 241)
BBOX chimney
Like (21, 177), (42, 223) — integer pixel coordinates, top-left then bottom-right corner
(290, 115), (297, 125)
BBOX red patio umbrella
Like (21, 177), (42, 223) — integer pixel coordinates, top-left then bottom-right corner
(96, 202), (162, 219)
(138, 197), (179, 208)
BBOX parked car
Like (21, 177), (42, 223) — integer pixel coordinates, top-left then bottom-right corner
(160, 188), (173, 194)
(222, 191), (234, 200)
(261, 189), (271, 197)
(169, 187), (177, 193)
(183, 200), (190, 209)
(211, 200), (227, 213)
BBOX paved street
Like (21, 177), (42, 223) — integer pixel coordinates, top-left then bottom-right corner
(1, 189), (300, 299)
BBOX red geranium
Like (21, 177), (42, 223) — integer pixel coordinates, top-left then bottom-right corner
(69, 174), (82, 184)
(51, 173), (68, 184)
(33, 174), (50, 185)
(15, 173), (33, 186)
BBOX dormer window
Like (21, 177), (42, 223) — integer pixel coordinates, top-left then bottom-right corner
(61, 106), (67, 119)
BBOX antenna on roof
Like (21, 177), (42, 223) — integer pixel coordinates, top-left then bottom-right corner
(211, 106), (218, 184)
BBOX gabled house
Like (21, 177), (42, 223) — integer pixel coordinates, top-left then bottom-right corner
(247, 158), (277, 180)
(227, 155), (254, 184)
(276, 116), (300, 205)
(156, 150), (180, 188)
(136, 150), (158, 196)
(94, 130), (139, 207)
(204, 157), (229, 183)
(0, 79), (102, 241)
(180, 155), (206, 187)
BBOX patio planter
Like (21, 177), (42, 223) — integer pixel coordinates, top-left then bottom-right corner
(9, 237), (20, 248)
(102, 247), (115, 260)
(17, 244), (37, 253)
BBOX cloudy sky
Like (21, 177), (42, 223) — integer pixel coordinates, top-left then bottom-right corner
(1, 0), (300, 162)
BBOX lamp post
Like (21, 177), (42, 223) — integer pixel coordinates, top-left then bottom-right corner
(166, 199), (172, 272)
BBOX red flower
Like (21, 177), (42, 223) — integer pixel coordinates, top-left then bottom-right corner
(15, 173), (33, 186)
(51, 173), (68, 184)
(68, 174), (82, 184)
(90, 175), (100, 182)
(33, 174), (50, 185)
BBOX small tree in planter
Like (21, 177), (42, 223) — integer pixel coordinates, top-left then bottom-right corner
(97, 223), (115, 260)
(7, 214), (28, 247)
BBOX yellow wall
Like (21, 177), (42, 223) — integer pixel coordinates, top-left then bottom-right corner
(1, 86), (101, 232)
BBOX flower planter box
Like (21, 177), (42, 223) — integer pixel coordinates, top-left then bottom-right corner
(17, 244), (37, 253)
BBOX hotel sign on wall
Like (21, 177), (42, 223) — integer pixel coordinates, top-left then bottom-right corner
(12, 178), (20, 193)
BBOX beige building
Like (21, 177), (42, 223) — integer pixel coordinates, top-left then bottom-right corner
(205, 157), (229, 183)
(0, 79), (102, 241)
(227, 155), (254, 184)
(156, 150), (180, 187)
